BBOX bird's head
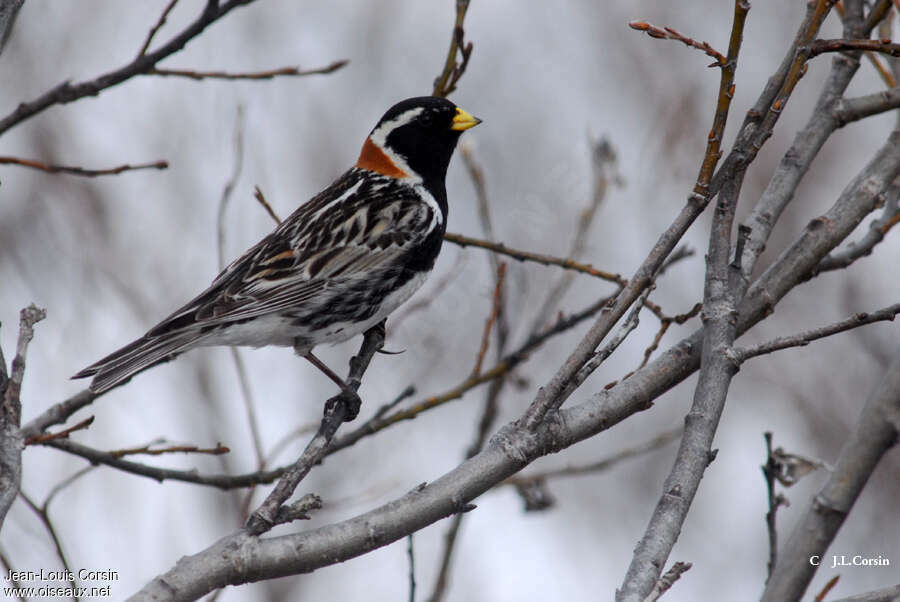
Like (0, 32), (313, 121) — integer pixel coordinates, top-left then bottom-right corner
(356, 96), (481, 185)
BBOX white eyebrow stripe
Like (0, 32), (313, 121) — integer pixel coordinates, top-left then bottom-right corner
(367, 107), (423, 183)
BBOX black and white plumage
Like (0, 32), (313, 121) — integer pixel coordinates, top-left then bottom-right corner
(74, 96), (480, 394)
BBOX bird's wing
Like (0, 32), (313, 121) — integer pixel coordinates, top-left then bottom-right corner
(147, 171), (440, 337)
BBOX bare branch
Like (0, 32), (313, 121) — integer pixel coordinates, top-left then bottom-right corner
(253, 186), (283, 225)
(762, 432), (789, 582)
(432, 0), (473, 97)
(694, 0), (749, 195)
(0, 155), (168, 177)
(130, 141), (900, 597)
(108, 442), (230, 458)
(19, 491), (75, 591)
(816, 184), (900, 272)
(407, 534), (416, 602)
(835, 88), (900, 126)
(470, 263), (506, 378)
(0, 0), (23, 56)
(41, 437), (284, 488)
(215, 106), (267, 472)
(245, 323), (385, 535)
(814, 574), (841, 602)
(137, 0), (180, 57)
(761, 347), (900, 601)
(443, 232), (626, 285)
(328, 293), (616, 455)
(555, 286), (652, 410)
(19, 389), (96, 441)
(1, 305), (46, 528)
(733, 303), (900, 363)
(810, 37), (900, 58)
(505, 428), (681, 511)
(23, 415), (94, 445)
(147, 62), (348, 80)
(643, 561), (693, 602)
(619, 130), (746, 602)
(628, 21), (726, 66)
(0, 0), (258, 136)
(529, 136), (620, 335)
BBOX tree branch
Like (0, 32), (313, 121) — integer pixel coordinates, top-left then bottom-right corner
(0, 305), (46, 528)
(519, 0), (749, 433)
(0, 0), (257, 136)
(443, 232), (626, 285)
(733, 302), (900, 362)
(760, 347), (900, 601)
(618, 130), (745, 602)
(835, 88), (900, 126)
(432, 0), (473, 97)
(147, 61), (348, 80)
(810, 38), (900, 58)
(128, 119), (900, 597)
(41, 437), (283, 488)
(245, 323), (385, 535)
(0, 155), (168, 177)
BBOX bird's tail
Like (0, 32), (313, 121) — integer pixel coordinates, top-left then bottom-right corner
(72, 330), (206, 394)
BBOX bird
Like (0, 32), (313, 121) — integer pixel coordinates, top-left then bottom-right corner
(74, 96), (481, 400)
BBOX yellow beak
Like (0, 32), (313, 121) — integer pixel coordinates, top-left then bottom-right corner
(451, 107), (482, 131)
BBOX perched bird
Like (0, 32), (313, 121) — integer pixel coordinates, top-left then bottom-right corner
(74, 96), (480, 397)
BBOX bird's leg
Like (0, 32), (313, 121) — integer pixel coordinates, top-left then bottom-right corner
(303, 350), (362, 419)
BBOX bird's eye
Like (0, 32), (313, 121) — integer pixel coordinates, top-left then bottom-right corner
(420, 113), (434, 127)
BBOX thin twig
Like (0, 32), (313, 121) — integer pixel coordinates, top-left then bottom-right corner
(519, 2), (749, 435)
(41, 438), (284, 488)
(816, 185), (899, 271)
(137, 0), (180, 57)
(761, 349), (900, 601)
(444, 232), (626, 285)
(215, 106), (267, 473)
(253, 186), (283, 224)
(694, 1), (749, 195)
(470, 263), (506, 378)
(643, 561), (693, 602)
(0, 0), (266, 136)
(555, 286), (652, 410)
(18, 491), (76, 592)
(329, 293), (618, 455)
(618, 4), (753, 597)
(108, 442), (230, 458)
(0, 156), (168, 177)
(432, 0), (473, 97)
(23, 415), (94, 445)
(835, 1), (898, 87)
(505, 428), (682, 511)
(814, 575), (841, 602)
(459, 143), (511, 348)
(762, 432), (787, 582)
(634, 303), (703, 372)
(628, 21), (726, 66)
(245, 323), (385, 535)
(19, 389), (96, 441)
(148, 61), (348, 80)
(809, 37), (900, 58)
(529, 136), (620, 335)
(732, 303), (900, 363)
(1, 305), (46, 527)
(44, 466), (97, 508)
(407, 534), (416, 602)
